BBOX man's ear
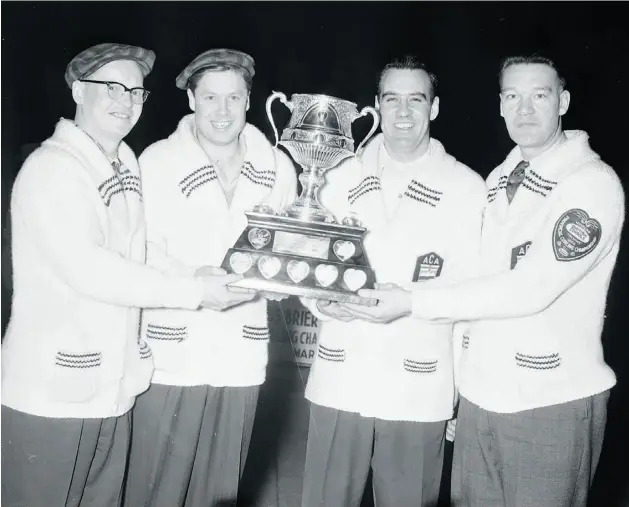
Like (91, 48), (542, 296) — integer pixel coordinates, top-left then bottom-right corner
(246, 93), (250, 112)
(430, 96), (440, 121)
(187, 89), (196, 112)
(374, 95), (380, 110)
(559, 89), (570, 116)
(71, 81), (84, 105)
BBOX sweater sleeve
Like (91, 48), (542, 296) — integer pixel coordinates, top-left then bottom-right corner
(14, 156), (204, 310)
(441, 168), (487, 283)
(411, 167), (625, 321)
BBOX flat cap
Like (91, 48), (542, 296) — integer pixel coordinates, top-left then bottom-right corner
(64, 43), (156, 88)
(176, 48), (255, 90)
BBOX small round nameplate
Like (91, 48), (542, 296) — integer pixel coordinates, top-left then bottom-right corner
(248, 228), (271, 249)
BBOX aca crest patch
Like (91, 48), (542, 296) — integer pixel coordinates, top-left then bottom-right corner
(553, 209), (601, 262)
(412, 252), (444, 281)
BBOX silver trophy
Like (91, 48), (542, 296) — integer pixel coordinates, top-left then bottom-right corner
(222, 92), (379, 305)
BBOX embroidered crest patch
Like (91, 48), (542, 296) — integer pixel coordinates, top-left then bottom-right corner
(412, 252), (444, 281)
(553, 209), (601, 262)
(510, 241), (532, 269)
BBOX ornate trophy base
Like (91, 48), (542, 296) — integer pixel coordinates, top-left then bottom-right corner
(221, 212), (377, 306)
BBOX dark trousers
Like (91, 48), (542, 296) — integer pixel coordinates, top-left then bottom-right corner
(451, 392), (609, 507)
(123, 383), (259, 507)
(1, 405), (131, 507)
(302, 403), (446, 507)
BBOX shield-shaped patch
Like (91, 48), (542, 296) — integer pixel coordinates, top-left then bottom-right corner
(412, 252), (444, 281)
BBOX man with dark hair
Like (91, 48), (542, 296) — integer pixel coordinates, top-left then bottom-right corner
(357, 55), (625, 507)
(300, 56), (486, 507)
(1, 42), (249, 507)
(123, 48), (297, 507)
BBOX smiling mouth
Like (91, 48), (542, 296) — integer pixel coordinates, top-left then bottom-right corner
(110, 112), (131, 120)
(393, 122), (414, 130)
(212, 121), (232, 130)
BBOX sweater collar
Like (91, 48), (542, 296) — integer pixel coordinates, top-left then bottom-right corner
(48, 118), (138, 178)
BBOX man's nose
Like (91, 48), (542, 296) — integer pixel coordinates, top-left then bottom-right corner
(397, 99), (411, 116)
(119, 90), (134, 108)
(517, 96), (534, 115)
(217, 98), (229, 115)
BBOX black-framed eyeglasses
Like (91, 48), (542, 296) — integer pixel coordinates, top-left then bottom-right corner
(79, 79), (151, 105)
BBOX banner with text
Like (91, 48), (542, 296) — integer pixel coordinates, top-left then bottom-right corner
(268, 296), (319, 367)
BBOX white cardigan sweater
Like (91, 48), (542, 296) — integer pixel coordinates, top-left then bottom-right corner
(305, 135), (487, 422)
(410, 131), (625, 413)
(1, 119), (204, 419)
(139, 115), (297, 387)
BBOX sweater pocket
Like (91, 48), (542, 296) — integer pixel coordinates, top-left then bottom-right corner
(145, 323), (188, 343)
(50, 350), (101, 402)
(515, 352), (562, 371)
(317, 345), (346, 363)
(243, 325), (270, 342)
(403, 358), (438, 374)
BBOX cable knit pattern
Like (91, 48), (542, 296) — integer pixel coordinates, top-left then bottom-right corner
(139, 115), (297, 387)
(411, 131), (625, 413)
(305, 135), (487, 422)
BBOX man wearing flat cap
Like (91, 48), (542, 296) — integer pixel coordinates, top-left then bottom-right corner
(1, 43), (254, 507)
(123, 48), (297, 507)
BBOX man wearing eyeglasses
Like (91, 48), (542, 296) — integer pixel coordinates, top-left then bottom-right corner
(123, 48), (297, 507)
(1, 43), (255, 507)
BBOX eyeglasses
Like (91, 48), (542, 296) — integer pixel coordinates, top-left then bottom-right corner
(79, 79), (151, 105)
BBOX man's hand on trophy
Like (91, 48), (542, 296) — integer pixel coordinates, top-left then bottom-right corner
(259, 290), (290, 302)
(340, 283), (412, 323)
(195, 266), (257, 311)
(315, 300), (356, 322)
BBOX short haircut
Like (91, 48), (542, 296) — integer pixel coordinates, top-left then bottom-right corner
(499, 55), (567, 91)
(377, 56), (438, 102)
(188, 64), (253, 93)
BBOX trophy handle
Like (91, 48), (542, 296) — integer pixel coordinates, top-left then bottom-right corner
(354, 106), (380, 154)
(266, 91), (293, 147)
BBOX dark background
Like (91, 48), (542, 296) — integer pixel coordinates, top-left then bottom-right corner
(2, 2), (628, 506)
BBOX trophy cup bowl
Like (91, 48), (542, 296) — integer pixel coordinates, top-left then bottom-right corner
(221, 92), (380, 305)
(268, 92), (379, 223)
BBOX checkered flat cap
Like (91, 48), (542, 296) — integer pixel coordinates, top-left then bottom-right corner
(176, 48), (255, 90)
(65, 43), (156, 88)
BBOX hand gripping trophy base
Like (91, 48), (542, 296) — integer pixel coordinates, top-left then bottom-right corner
(221, 91), (380, 306)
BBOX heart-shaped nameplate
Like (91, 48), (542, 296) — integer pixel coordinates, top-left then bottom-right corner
(229, 252), (253, 274)
(333, 240), (356, 262)
(314, 264), (339, 287)
(343, 268), (367, 291)
(287, 260), (310, 283)
(258, 255), (281, 279)
(248, 228), (271, 250)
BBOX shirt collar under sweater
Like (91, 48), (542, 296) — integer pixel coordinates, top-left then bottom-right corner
(42, 118), (143, 232)
(349, 133), (458, 231)
(489, 130), (600, 220)
(169, 114), (278, 216)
